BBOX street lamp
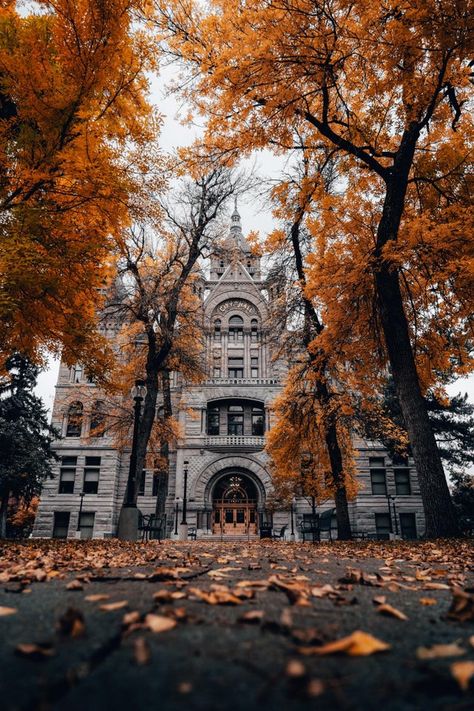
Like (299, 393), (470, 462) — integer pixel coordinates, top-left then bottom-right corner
(117, 379), (147, 540)
(290, 497), (295, 541)
(178, 460), (189, 540)
(174, 498), (180, 536)
(77, 492), (85, 535)
(390, 496), (399, 536)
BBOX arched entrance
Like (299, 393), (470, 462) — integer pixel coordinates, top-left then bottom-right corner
(212, 473), (258, 535)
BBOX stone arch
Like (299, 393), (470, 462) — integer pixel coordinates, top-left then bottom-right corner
(192, 455), (272, 505)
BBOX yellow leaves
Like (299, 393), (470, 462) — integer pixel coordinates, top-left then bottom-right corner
(298, 630), (391, 657)
(99, 600), (129, 612)
(376, 603), (408, 621)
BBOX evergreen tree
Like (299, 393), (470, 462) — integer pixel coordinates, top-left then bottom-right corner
(0, 354), (59, 537)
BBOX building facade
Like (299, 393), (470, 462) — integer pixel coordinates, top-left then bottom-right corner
(33, 207), (425, 541)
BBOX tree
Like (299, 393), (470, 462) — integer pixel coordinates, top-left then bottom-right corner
(106, 167), (244, 534)
(0, 354), (59, 537)
(0, 1), (160, 372)
(263, 153), (353, 539)
(159, 0), (473, 536)
(370, 378), (474, 479)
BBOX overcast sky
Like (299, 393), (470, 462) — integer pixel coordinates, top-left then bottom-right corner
(34, 66), (474, 413)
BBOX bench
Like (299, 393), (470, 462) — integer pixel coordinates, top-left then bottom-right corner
(272, 525), (287, 540)
(139, 514), (165, 542)
(299, 516), (320, 542)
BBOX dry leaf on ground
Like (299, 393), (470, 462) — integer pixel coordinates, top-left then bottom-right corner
(0, 606), (17, 616)
(57, 607), (85, 638)
(133, 637), (151, 665)
(15, 643), (55, 659)
(377, 603), (408, 621)
(66, 579), (84, 591)
(419, 598), (437, 606)
(99, 600), (128, 612)
(144, 614), (177, 633)
(417, 643), (466, 660)
(447, 589), (474, 622)
(450, 660), (474, 691)
(298, 630), (390, 657)
(85, 594), (110, 602)
(238, 610), (264, 623)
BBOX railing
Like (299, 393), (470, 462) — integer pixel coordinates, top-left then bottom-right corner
(202, 377), (280, 386)
(204, 435), (266, 449)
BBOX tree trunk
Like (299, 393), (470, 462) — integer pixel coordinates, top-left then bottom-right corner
(324, 418), (352, 540)
(374, 133), (459, 537)
(0, 492), (9, 538)
(155, 370), (172, 522)
(289, 214), (353, 539)
(375, 266), (459, 537)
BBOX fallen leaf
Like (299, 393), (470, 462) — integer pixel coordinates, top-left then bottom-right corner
(372, 596), (387, 606)
(57, 607), (85, 638)
(286, 659), (306, 678)
(307, 679), (325, 697)
(15, 643), (55, 660)
(423, 582), (450, 591)
(298, 630), (390, 657)
(99, 600), (128, 612)
(133, 637), (151, 665)
(417, 642), (466, 659)
(123, 611), (141, 626)
(66, 579), (84, 591)
(144, 614), (177, 633)
(178, 682), (193, 694)
(85, 594), (110, 602)
(238, 610), (264, 624)
(450, 660), (474, 691)
(0, 606), (17, 616)
(419, 598), (437, 606)
(188, 587), (242, 605)
(377, 603), (408, 621)
(447, 588), (474, 622)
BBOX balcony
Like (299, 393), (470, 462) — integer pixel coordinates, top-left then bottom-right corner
(203, 377), (280, 386)
(204, 435), (266, 451)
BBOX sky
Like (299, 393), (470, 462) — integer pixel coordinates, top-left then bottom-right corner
(33, 63), (474, 415)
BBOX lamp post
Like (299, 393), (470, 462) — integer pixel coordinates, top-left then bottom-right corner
(76, 492), (85, 537)
(178, 460), (189, 541)
(174, 498), (180, 536)
(117, 379), (147, 540)
(390, 496), (399, 536)
(290, 498), (295, 541)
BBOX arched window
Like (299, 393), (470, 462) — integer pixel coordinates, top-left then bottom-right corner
(251, 406), (265, 435)
(229, 315), (243, 342)
(250, 319), (259, 342)
(66, 401), (83, 437)
(214, 319), (221, 341)
(90, 401), (106, 437)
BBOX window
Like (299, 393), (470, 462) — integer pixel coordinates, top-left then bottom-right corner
(70, 364), (83, 383)
(59, 456), (77, 494)
(251, 356), (258, 378)
(228, 357), (244, 378)
(251, 406), (265, 436)
(213, 367), (221, 378)
(78, 512), (95, 539)
(66, 401), (83, 437)
(395, 469), (411, 495)
(219, 259), (225, 268)
(369, 457), (387, 495)
(207, 405), (220, 435)
(251, 319), (258, 342)
(138, 470), (146, 496)
(90, 401), (106, 437)
(229, 315), (243, 342)
(83, 456), (101, 494)
(400, 513), (417, 540)
(214, 319), (221, 341)
(228, 404), (244, 435)
(53, 512), (70, 539)
(375, 513), (391, 540)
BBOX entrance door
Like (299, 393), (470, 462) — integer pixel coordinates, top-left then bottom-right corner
(212, 503), (257, 535)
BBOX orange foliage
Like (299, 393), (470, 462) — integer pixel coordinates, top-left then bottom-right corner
(0, 1), (161, 372)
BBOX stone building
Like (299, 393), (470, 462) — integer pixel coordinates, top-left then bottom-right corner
(33, 206), (425, 540)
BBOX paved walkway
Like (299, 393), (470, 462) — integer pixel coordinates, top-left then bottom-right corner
(0, 539), (473, 710)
